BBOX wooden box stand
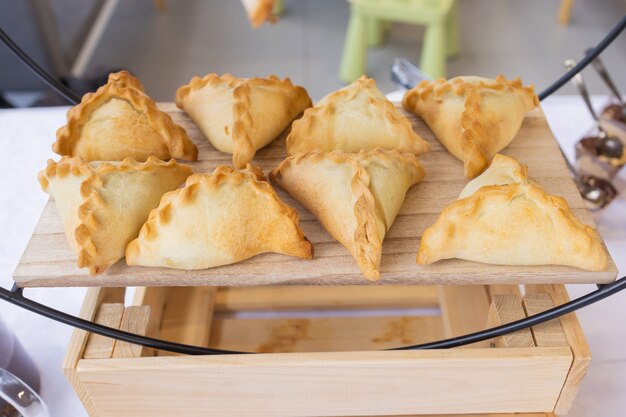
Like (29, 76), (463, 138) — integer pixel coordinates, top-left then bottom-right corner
(64, 284), (589, 417)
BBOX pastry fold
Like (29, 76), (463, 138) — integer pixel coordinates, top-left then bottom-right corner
(271, 149), (425, 280)
(54, 71), (198, 162)
(176, 73), (312, 168)
(126, 165), (313, 269)
(286, 76), (430, 156)
(39, 156), (193, 274)
(403, 75), (538, 178)
(416, 154), (607, 271)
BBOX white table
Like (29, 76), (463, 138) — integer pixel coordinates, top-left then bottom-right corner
(0, 96), (625, 417)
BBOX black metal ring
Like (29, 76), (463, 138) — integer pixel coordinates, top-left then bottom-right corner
(1, 276), (625, 355)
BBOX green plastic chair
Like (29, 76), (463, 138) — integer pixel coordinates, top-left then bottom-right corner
(339, 0), (458, 82)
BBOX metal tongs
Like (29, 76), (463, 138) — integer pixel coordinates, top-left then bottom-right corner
(564, 59), (624, 159)
(586, 51), (626, 122)
(563, 58), (621, 209)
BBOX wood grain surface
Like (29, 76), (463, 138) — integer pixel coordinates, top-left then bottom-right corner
(13, 104), (617, 287)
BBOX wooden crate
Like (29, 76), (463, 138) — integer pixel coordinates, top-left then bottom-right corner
(64, 284), (589, 417)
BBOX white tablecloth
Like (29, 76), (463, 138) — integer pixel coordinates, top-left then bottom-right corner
(0, 96), (624, 417)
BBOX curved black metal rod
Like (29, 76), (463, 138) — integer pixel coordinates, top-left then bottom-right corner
(0, 27), (81, 104)
(2, 276), (625, 355)
(538, 15), (626, 101)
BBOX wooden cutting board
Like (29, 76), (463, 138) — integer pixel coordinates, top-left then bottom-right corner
(12, 103), (618, 287)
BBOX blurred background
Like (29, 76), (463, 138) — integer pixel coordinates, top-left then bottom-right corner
(1, 0), (625, 106)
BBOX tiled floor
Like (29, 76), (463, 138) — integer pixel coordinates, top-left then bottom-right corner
(77, 0), (626, 102)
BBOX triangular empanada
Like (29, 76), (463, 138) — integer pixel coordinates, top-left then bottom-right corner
(176, 74), (312, 168)
(286, 76), (430, 156)
(270, 149), (425, 280)
(403, 75), (538, 179)
(241, 0), (277, 28)
(126, 165), (313, 269)
(39, 156), (193, 275)
(416, 154), (607, 271)
(54, 71), (198, 162)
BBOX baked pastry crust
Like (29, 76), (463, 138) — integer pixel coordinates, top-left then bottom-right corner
(270, 148), (425, 280)
(176, 73), (312, 168)
(241, 0), (277, 28)
(54, 71), (198, 162)
(403, 75), (538, 178)
(39, 156), (193, 275)
(416, 154), (607, 271)
(126, 165), (313, 269)
(286, 76), (430, 156)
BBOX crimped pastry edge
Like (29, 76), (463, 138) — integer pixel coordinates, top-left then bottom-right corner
(402, 75), (539, 178)
(286, 75), (430, 156)
(270, 148), (425, 280)
(54, 70), (198, 161)
(39, 155), (193, 275)
(175, 73), (312, 168)
(416, 181), (607, 271)
(126, 163), (313, 264)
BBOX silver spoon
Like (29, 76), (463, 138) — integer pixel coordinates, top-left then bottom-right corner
(564, 59), (624, 159)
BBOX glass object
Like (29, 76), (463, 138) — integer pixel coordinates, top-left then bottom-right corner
(0, 316), (46, 417)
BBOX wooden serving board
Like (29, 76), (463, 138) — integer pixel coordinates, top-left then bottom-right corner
(13, 104), (617, 287)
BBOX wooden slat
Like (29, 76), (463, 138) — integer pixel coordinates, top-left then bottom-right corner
(215, 285), (439, 311)
(76, 348), (573, 416)
(487, 284), (522, 299)
(13, 105), (617, 287)
(62, 288), (125, 417)
(112, 306), (154, 359)
(485, 294), (535, 348)
(83, 303), (124, 359)
(522, 293), (568, 347)
(132, 287), (168, 329)
(525, 284), (591, 415)
(437, 285), (491, 348)
(210, 315), (444, 352)
(159, 287), (217, 356)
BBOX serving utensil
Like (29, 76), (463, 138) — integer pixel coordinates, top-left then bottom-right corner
(585, 50), (626, 123)
(564, 59), (624, 159)
(563, 59), (621, 209)
(390, 58), (431, 90)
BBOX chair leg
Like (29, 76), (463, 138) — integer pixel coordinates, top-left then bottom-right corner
(421, 22), (446, 79)
(446, 1), (459, 57)
(340, 10), (368, 83)
(272, 0), (284, 16)
(366, 17), (385, 47)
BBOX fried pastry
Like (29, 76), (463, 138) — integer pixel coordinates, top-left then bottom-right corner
(403, 75), (538, 178)
(416, 154), (607, 271)
(39, 156), (193, 275)
(176, 73), (312, 168)
(270, 149), (425, 280)
(54, 71), (198, 162)
(126, 165), (313, 269)
(286, 76), (430, 156)
(241, 0), (277, 28)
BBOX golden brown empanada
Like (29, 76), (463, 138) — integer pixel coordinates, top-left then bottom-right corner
(54, 71), (198, 162)
(286, 76), (430, 156)
(403, 75), (538, 179)
(241, 0), (277, 28)
(416, 154), (607, 271)
(126, 165), (313, 269)
(270, 149), (425, 280)
(39, 156), (193, 275)
(176, 74), (312, 168)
